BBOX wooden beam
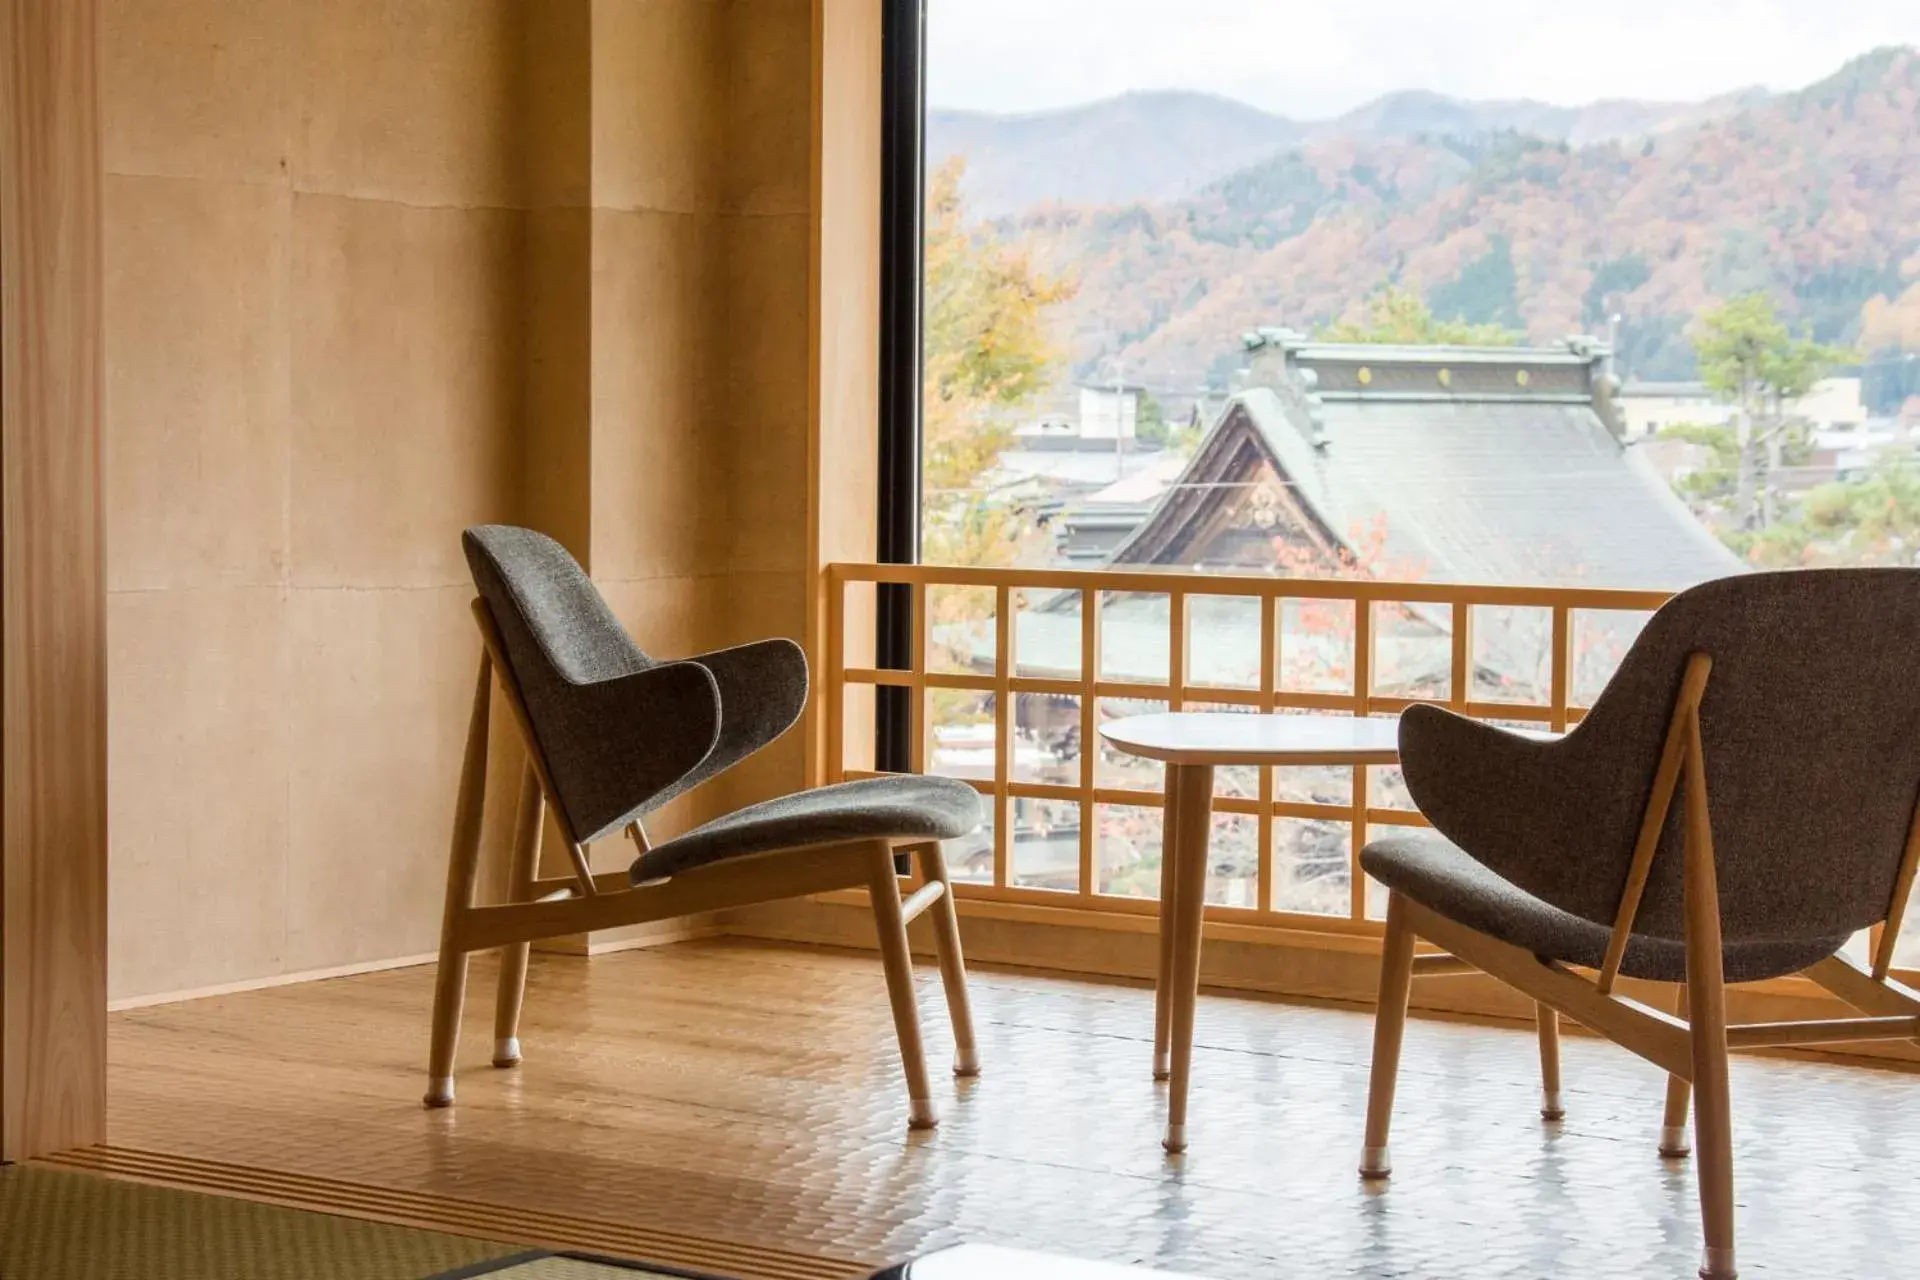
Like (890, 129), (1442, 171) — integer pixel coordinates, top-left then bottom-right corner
(804, 0), (885, 788)
(1804, 955), (1920, 1017)
(1599, 652), (1711, 993)
(1874, 784), (1920, 981)
(1725, 1016), (1920, 1049)
(1409, 953), (1477, 978)
(459, 842), (880, 952)
(1399, 898), (1694, 1078)
(899, 879), (946, 925)
(0, 0), (107, 1161)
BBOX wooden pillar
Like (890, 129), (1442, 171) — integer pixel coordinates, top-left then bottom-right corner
(0, 0), (108, 1161)
(806, 0), (884, 786)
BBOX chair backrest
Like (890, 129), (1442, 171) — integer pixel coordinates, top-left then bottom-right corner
(462, 524), (719, 844)
(1565, 567), (1920, 943)
(464, 524), (652, 686)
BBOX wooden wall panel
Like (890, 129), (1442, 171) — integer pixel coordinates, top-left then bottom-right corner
(101, 0), (537, 1002)
(1, 0), (109, 1159)
(94, 0), (847, 998)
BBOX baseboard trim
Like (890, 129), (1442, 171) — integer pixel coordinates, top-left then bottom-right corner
(107, 920), (726, 1010)
(107, 953), (441, 1012)
(38, 1146), (869, 1280)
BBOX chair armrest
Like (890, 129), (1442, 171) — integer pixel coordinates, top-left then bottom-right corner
(697, 637), (810, 766)
(1396, 703), (1612, 918)
(628, 638), (809, 817)
(562, 660), (722, 840)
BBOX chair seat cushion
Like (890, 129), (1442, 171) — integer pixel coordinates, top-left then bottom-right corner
(631, 776), (983, 883)
(1360, 832), (1847, 984)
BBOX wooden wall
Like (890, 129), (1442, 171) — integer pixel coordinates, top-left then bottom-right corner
(2, 0), (110, 1159)
(101, 0), (843, 1000)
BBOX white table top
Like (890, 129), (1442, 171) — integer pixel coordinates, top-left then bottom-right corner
(1098, 711), (1403, 766)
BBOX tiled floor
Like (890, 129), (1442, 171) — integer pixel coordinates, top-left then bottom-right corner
(108, 940), (1920, 1278)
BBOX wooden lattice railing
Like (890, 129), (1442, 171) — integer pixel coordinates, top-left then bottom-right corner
(822, 562), (1918, 976)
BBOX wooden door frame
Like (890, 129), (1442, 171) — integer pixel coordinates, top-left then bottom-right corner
(1, 0), (108, 1162)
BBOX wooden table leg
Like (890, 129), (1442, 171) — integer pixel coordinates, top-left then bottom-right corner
(1153, 778), (1182, 1081)
(1163, 761), (1215, 1152)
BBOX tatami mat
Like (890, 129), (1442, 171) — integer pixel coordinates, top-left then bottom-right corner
(0, 1164), (518, 1280)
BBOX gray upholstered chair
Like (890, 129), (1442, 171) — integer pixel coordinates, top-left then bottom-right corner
(423, 525), (984, 1129)
(1357, 568), (1920, 1280)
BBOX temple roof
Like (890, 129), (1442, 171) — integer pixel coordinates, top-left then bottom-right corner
(1110, 381), (1742, 590)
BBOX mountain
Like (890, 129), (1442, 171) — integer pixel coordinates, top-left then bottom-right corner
(982, 48), (1920, 395)
(928, 92), (1302, 218)
(1319, 87), (1768, 148)
(929, 85), (1768, 218)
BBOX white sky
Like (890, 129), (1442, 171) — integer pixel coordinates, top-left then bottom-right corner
(929, 1), (1920, 118)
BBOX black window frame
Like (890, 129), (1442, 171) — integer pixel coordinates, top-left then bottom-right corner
(875, 0), (926, 772)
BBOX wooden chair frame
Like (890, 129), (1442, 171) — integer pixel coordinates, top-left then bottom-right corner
(1361, 652), (1920, 1280)
(423, 600), (980, 1129)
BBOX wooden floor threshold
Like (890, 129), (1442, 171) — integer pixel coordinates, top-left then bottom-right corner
(38, 1145), (871, 1280)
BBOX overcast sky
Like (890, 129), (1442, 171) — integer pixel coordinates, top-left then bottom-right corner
(929, 1), (1920, 119)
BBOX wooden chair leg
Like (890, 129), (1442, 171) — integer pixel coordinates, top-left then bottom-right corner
(1536, 997), (1566, 1120)
(1661, 983), (1693, 1157)
(869, 842), (937, 1129)
(1688, 975), (1736, 1278)
(916, 841), (980, 1077)
(1361, 890), (1417, 1179)
(424, 654), (494, 1108)
(1536, 1001), (1565, 1119)
(1153, 787), (1181, 1081)
(491, 762), (544, 1068)
(1684, 719), (1737, 1280)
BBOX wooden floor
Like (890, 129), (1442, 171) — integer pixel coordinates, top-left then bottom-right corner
(98, 938), (1920, 1279)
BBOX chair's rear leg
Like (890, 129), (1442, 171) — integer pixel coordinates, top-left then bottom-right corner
(1661, 983), (1693, 1157)
(424, 654), (495, 1108)
(1361, 892), (1418, 1179)
(492, 763), (545, 1068)
(1688, 975), (1736, 1277)
(869, 842), (937, 1129)
(1683, 725), (1736, 1280)
(916, 841), (980, 1076)
(1536, 1002), (1565, 1119)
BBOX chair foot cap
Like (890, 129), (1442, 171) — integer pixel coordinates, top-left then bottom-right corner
(1699, 1245), (1736, 1279)
(1162, 1124), (1186, 1153)
(422, 1078), (454, 1108)
(1152, 1051), (1170, 1081)
(492, 1037), (521, 1068)
(953, 1050), (980, 1078)
(1659, 1125), (1692, 1157)
(1358, 1146), (1391, 1179)
(1539, 1089), (1565, 1120)
(908, 1099), (938, 1130)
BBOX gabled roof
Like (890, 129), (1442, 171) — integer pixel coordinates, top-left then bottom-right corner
(1112, 383), (1742, 590)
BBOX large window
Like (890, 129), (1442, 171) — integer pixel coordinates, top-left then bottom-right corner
(881, 3), (1920, 963)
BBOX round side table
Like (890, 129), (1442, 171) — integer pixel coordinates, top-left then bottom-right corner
(1099, 711), (1402, 1152)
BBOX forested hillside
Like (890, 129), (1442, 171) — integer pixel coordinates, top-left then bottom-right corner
(956, 48), (1920, 394)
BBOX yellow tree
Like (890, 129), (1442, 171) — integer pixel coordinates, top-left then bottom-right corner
(921, 157), (1076, 570)
(919, 159), (1076, 729)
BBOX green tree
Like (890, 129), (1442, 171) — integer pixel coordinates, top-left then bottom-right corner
(1135, 392), (1169, 445)
(1427, 236), (1523, 331)
(921, 157), (1076, 570)
(1318, 286), (1523, 346)
(1739, 459), (1920, 568)
(1691, 293), (1852, 529)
